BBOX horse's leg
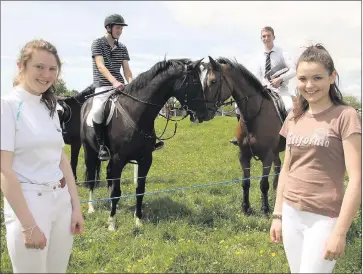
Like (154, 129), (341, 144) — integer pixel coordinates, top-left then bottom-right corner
(83, 141), (99, 214)
(106, 161), (112, 190)
(70, 140), (81, 181)
(260, 151), (274, 214)
(240, 151), (252, 215)
(273, 153), (281, 190)
(108, 156), (126, 231)
(134, 153), (152, 227)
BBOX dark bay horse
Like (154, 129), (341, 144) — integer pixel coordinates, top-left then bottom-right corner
(56, 84), (95, 181)
(201, 56), (286, 215)
(80, 58), (210, 230)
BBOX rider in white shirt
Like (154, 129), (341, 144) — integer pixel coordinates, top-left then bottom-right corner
(230, 26), (296, 146)
(256, 26), (296, 113)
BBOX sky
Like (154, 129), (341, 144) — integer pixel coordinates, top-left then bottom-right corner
(1, 1), (361, 99)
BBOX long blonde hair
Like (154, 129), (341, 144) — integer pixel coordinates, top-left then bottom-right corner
(13, 39), (62, 117)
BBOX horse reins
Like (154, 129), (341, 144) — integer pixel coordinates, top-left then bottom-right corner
(205, 66), (264, 161)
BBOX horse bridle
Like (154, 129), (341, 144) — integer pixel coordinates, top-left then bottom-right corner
(205, 66), (263, 123)
(114, 65), (206, 121)
(110, 65), (207, 141)
(205, 66), (264, 161)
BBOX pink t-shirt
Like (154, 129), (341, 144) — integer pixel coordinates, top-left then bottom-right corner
(280, 105), (361, 217)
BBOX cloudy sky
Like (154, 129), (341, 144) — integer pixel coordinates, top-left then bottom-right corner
(1, 1), (361, 99)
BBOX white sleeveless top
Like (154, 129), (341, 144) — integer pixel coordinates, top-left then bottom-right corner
(1, 86), (64, 184)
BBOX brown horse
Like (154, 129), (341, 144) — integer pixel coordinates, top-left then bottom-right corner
(201, 56), (287, 215)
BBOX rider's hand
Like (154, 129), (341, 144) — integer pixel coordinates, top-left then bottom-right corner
(22, 225), (47, 250)
(270, 77), (283, 88)
(112, 80), (124, 89)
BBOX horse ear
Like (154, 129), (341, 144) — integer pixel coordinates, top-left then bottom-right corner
(188, 58), (204, 70)
(209, 56), (219, 71)
(194, 58), (204, 68)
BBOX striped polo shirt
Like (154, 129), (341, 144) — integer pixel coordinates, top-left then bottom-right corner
(91, 36), (130, 87)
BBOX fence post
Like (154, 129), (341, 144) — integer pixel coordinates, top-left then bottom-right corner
(134, 164), (138, 185)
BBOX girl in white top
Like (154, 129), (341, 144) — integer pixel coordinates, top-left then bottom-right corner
(1, 39), (84, 273)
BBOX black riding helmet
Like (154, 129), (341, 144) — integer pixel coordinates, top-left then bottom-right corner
(104, 14), (128, 41)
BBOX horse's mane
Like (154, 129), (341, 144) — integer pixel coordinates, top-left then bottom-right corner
(124, 58), (193, 93)
(56, 84), (95, 104)
(210, 57), (269, 99)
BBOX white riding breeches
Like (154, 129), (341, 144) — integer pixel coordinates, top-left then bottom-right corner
(4, 182), (73, 273)
(90, 86), (114, 124)
(279, 92), (293, 113)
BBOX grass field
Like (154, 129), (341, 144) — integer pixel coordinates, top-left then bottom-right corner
(1, 116), (361, 273)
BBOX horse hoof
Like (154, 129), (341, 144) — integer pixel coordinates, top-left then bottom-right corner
(243, 207), (252, 216)
(134, 212), (143, 227)
(135, 217), (143, 227)
(108, 216), (116, 231)
(261, 207), (270, 214)
(108, 224), (116, 231)
(88, 204), (95, 214)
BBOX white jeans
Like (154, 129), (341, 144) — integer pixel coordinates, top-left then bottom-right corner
(91, 86), (114, 124)
(282, 202), (338, 273)
(4, 181), (73, 273)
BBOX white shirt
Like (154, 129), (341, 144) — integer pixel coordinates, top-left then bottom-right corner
(256, 45), (296, 96)
(1, 86), (65, 184)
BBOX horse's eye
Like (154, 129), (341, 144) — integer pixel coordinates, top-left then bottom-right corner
(211, 80), (216, 85)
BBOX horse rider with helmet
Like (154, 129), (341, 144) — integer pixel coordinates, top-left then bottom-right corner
(91, 14), (164, 161)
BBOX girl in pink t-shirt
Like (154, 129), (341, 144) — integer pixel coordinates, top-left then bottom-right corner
(270, 44), (361, 273)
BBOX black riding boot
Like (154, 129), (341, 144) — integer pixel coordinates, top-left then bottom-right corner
(93, 121), (111, 161)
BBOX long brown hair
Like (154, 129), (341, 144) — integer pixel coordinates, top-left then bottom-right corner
(13, 39), (62, 117)
(292, 44), (346, 121)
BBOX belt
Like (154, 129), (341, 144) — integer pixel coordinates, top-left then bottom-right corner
(19, 178), (66, 192)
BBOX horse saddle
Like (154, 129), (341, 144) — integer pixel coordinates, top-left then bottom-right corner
(263, 87), (287, 124)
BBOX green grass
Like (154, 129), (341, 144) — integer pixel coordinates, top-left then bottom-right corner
(1, 116), (361, 273)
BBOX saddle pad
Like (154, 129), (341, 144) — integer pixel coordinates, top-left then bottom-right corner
(264, 88), (288, 123)
(86, 99), (116, 127)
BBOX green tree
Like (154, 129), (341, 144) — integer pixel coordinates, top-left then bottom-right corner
(54, 78), (69, 96)
(343, 94), (361, 110)
(53, 78), (78, 97)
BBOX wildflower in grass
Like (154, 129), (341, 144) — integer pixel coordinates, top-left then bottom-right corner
(271, 252), (276, 257)
(137, 259), (142, 263)
(235, 251), (241, 255)
(259, 250), (264, 254)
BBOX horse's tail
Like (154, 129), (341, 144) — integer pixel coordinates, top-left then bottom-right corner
(95, 158), (101, 187)
(83, 158), (102, 187)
